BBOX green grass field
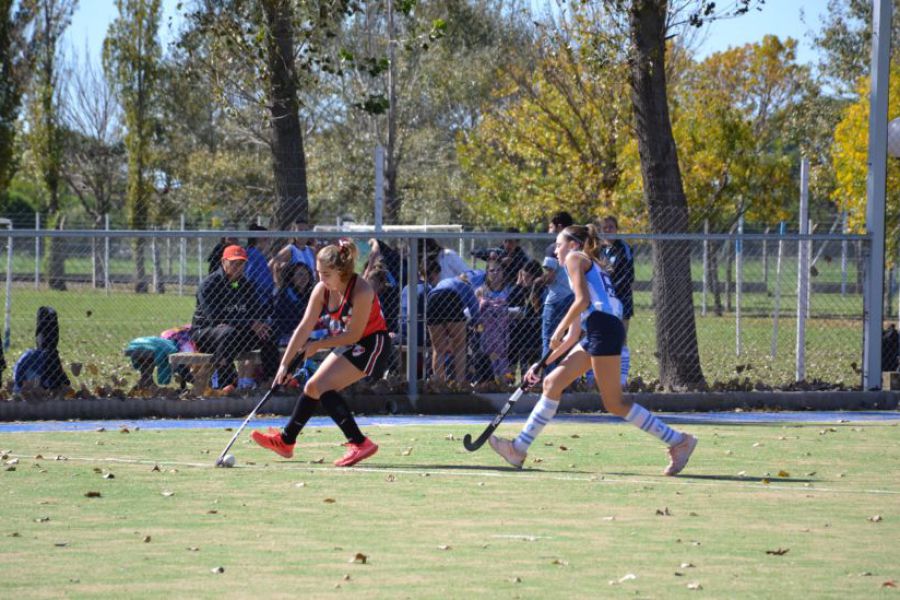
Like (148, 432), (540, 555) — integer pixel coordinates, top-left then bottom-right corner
(1, 419), (899, 598)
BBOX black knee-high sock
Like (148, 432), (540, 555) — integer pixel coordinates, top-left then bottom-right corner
(320, 390), (365, 444)
(282, 394), (316, 444)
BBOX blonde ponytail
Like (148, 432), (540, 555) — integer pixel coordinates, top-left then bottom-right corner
(317, 238), (358, 280)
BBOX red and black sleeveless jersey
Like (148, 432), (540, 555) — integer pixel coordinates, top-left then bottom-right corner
(323, 274), (388, 339)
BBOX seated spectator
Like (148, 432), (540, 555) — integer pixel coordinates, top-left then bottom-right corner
(509, 260), (545, 378)
(190, 245), (279, 391)
(245, 223), (275, 309)
(424, 261), (479, 382)
(425, 237), (468, 281)
(269, 219), (318, 287)
(476, 259), (514, 382)
(272, 262), (315, 346)
(13, 306), (70, 393)
(207, 235), (239, 274)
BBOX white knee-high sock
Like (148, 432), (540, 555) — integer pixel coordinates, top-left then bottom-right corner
(620, 345), (630, 386)
(624, 403), (683, 446)
(513, 395), (559, 454)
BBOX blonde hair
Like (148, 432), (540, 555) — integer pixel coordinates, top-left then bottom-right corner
(561, 224), (602, 262)
(317, 238), (358, 280)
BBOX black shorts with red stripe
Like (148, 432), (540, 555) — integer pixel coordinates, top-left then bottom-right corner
(333, 331), (392, 379)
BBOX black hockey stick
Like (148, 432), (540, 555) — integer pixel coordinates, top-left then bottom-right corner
(463, 348), (554, 451)
(214, 353), (304, 467)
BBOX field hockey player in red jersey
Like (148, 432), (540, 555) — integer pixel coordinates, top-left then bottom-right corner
(251, 238), (391, 467)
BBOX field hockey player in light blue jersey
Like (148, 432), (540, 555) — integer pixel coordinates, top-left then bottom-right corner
(488, 224), (698, 476)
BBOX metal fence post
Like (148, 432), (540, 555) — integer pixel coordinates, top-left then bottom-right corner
(179, 214), (185, 296)
(862, 0), (891, 389)
(34, 212), (40, 289)
(104, 214), (110, 295)
(406, 235), (418, 406)
(796, 158), (810, 381)
(735, 216), (743, 356)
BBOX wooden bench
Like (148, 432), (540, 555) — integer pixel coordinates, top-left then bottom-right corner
(168, 351), (262, 394)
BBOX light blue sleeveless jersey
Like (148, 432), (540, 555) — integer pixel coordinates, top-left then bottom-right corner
(575, 253), (623, 322)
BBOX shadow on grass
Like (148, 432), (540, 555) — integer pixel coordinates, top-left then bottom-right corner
(672, 473), (819, 484)
(299, 461), (597, 475)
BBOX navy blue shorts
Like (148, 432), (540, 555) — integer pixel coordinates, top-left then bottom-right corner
(580, 311), (625, 357)
(334, 331), (392, 378)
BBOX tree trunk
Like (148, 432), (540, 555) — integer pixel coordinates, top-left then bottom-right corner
(46, 203), (67, 291)
(627, 0), (704, 389)
(385, 0), (400, 223)
(131, 154), (148, 294)
(263, 0), (308, 230)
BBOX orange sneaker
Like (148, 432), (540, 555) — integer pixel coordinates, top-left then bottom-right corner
(334, 438), (378, 467)
(251, 428), (295, 459)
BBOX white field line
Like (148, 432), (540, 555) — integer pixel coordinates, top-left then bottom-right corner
(12, 453), (900, 496)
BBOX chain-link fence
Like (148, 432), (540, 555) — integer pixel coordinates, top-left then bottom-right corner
(0, 226), (894, 400)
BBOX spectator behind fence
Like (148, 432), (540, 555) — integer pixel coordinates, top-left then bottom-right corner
(476, 259), (514, 382)
(509, 260), (545, 378)
(425, 261), (478, 383)
(270, 219), (317, 287)
(365, 259), (400, 336)
(13, 306), (70, 393)
(245, 223), (275, 309)
(424, 237), (469, 281)
(365, 238), (404, 287)
(600, 215), (635, 385)
(207, 235), (239, 274)
(538, 211), (575, 363)
(191, 245), (279, 391)
(500, 228), (531, 287)
(272, 262), (315, 346)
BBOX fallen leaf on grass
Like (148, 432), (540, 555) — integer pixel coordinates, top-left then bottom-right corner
(103, 473), (115, 479)
(34, 454), (43, 460)
(161, 491), (175, 497)
(151, 465), (161, 472)
(509, 577), (522, 583)
(35, 517), (50, 523)
(680, 562), (695, 569)
(883, 580), (897, 588)
(558, 445), (568, 451)
(323, 498), (336, 504)
(84, 491), (101, 498)
(777, 470), (790, 478)
(211, 567), (224, 574)
(437, 545), (451, 550)
(385, 474), (396, 482)
(9, 532), (20, 537)
(187, 547), (199, 552)
(687, 582), (703, 590)
(766, 548), (790, 555)
(656, 507), (671, 516)
(401, 447), (413, 456)
(142, 536), (151, 543)
(551, 559), (568, 566)
(618, 573), (637, 583)
(54, 541), (68, 547)
(310, 458), (324, 464)
(349, 553), (368, 564)
(868, 515), (882, 522)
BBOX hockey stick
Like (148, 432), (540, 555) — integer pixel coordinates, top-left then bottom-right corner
(214, 353), (303, 467)
(463, 348), (554, 452)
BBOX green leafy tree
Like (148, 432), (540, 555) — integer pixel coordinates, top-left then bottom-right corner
(831, 63), (900, 265)
(103, 0), (162, 293)
(814, 0), (900, 97)
(23, 0), (76, 291)
(0, 0), (36, 207)
(457, 3), (632, 229)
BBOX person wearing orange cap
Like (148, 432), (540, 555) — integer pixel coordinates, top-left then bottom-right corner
(190, 244), (279, 391)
